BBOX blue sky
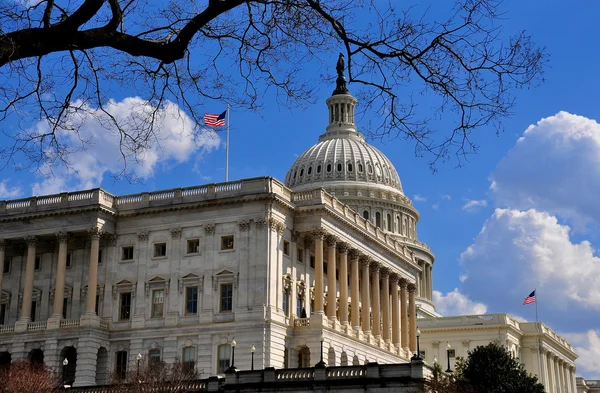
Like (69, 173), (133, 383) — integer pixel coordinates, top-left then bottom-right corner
(2, 0), (600, 378)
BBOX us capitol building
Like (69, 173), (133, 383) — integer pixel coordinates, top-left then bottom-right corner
(0, 60), (581, 393)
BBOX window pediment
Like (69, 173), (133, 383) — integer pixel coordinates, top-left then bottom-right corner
(113, 279), (136, 299)
(212, 270), (238, 291)
(145, 276), (169, 296)
(178, 273), (203, 293)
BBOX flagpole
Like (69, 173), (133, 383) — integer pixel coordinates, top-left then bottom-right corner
(534, 289), (544, 387)
(225, 104), (230, 182)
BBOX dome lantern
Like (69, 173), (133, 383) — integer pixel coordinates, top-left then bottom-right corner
(325, 53), (358, 136)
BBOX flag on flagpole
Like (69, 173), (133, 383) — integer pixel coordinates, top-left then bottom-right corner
(523, 290), (536, 305)
(204, 110), (227, 127)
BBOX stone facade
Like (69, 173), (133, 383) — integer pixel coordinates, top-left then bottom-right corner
(577, 378), (600, 392)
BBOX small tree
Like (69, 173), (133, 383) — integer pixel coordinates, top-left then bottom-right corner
(0, 360), (60, 393)
(111, 359), (199, 393)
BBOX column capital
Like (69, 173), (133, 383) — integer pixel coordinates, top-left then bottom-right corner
(24, 235), (37, 246)
(88, 227), (103, 240)
(389, 273), (399, 284)
(55, 231), (69, 244)
(0, 239), (6, 251)
(407, 283), (417, 293)
(311, 228), (327, 240)
(325, 234), (337, 247)
(380, 267), (390, 277)
(348, 248), (360, 260)
(398, 278), (408, 288)
(336, 242), (349, 254)
(359, 255), (371, 268)
(370, 262), (381, 273)
(303, 236), (314, 248)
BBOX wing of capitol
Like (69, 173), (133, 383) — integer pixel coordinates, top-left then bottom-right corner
(0, 57), (585, 393)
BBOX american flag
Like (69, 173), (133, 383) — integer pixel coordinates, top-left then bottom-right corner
(523, 290), (536, 305)
(204, 110), (226, 127)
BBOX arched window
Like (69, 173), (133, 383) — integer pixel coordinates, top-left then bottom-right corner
(298, 347), (311, 368)
(358, 163), (363, 172)
(387, 214), (392, 231)
(363, 210), (369, 220)
(326, 163), (332, 172)
(317, 165), (322, 173)
(347, 163), (353, 172)
(367, 164), (373, 174)
(293, 170), (297, 179)
(375, 212), (381, 228)
(307, 166), (312, 175)
(299, 168), (304, 177)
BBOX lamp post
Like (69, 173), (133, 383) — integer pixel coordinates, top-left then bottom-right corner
(226, 339), (237, 372)
(250, 344), (256, 371)
(446, 342), (453, 373)
(62, 358), (68, 389)
(136, 352), (142, 380)
(315, 334), (326, 368)
(411, 328), (423, 360)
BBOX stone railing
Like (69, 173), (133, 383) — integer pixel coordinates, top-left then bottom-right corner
(0, 324), (14, 333)
(0, 189), (116, 216)
(326, 366), (366, 378)
(418, 313), (512, 329)
(27, 321), (47, 331)
(60, 319), (81, 328)
(294, 318), (310, 327)
(69, 380), (208, 393)
(275, 368), (314, 380)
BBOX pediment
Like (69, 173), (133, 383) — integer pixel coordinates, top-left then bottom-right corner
(182, 273), (200, 280)
(148, 276), (168, 283)
(216, 269), (234, 276)
(115, 279), (134, 286)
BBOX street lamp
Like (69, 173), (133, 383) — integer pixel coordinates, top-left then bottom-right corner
(136, 352), (142, 380)
(226, 339), (237, 372)
(62, 358), (69, 389)
(250, 345), (256, 371)
(411, 328), (423, 360)
(446, 342), (453, 373)
(315, 334), (326, 368)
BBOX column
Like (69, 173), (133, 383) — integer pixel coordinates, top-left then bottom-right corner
(399, 278), (409, 351)
(407, 282), (417, 352)
(312, 229), (326, 314)
(0, 240), (5, 296)
(562, 363), (569, 393)
(52, 232), (69, 319)
(360, 255), (371, 334)
(569, 367), (576, 393)
(423, 263), (429, 300)
(337, 243), (349, 327)
(546, 353), (554, 393)
(428, 264), (433, 300)
(325, 235), (337, 319)
(381, 268), (390, 344)
(371, 263), (381, 339)
(390, 274), (400, 347)
(85, 228), (102, 315)
(20, 236), (37, 322)
(349, 249), (360, 331)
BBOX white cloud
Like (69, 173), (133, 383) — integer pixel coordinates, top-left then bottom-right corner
(29, 97), (220, 195)
(462, 199), (488, 212)
(0, 181), (22, 199)
(491, 111), (600, 227)
(413, 194), (427, 202)
(433, 288), (488, 316)
(442, 194), (452, 200)
(562, 330), (600, 379)
(432, 204), (439, 210)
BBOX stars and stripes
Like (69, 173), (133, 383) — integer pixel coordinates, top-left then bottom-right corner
(204, 110), (227, 127)
(523, 290), (536, 305)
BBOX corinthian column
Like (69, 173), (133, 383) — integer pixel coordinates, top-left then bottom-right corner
(312, 229), (326, 314)
(20, 236), (37, 322)
(360, 255), (371, 334)
(371, 263), (381, 339)
(85, 227), (102, 315)
(381, 268), (390, 343)
(0, 240), (5, 297)
(390, 274), (400, 347)
(52, 232), (69, 318)
(325, 235), (337, 319)
(337, 243), (349, 326)
(349, 249), (360, 331)
(399, 278), (409, 351)
(407, 282), (417, 352)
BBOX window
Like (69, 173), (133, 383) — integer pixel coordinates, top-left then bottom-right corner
(448, 349), (456, 358)
(217, 345), (231, 374)
(387, 214), (392, 231)
(115, 351), (128, 380)
(62, 298), (68, 319)
(375, 212), (381, 228)
(310, 255), (315, 269)
(368, 164), (373, 174)
(293, 170), (297, 179)
(148, 349), (161, 369)
(307, 166), (312, 175)
(358, 163), (363, 172)
(284, 348), (289, 369)
(66, 252), (72, 268)
(282, 289), (289, 316)
(95, 294), (99, 315)
(297, 248), (303, 263)
(296, 294), (303, 317)
(187, 239), (200, 254)
(326, 163), (332, 172)
(152, 289), (164, 318)
(0, 304), (6, 324)
(283, 240), (290, 256)
(153, 242), (167, 258)
(220, 235), (234, 250)
(298, 347), (310, 368)
(121, 246), (134, 261)
(119, 293), (131, 320)
(337, 163), (342, 172)
(220, 283), (233, 312)
(186, 287), (198, 315)
(2, 258), (9, 274)
(30, 301), (36, 321)
(316, 165), (322, 174)
(98, 249), (103, 264)
(347, 163), (353, 172)
(299, 168), (304, 177)
(182, 347), (195, 374)
(34, 256), (41, 271)
(363, 210), (369, 220)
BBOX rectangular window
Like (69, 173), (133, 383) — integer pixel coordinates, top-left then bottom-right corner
(30, 301), (36, 321)
(297, 248), (303, 263)
(66, 252), (72, 268)
(283, 240), (290, 256)
(220, 235), (234, 250)
(2, 258), (9, 274)
(282, 290), (289, 316)
(121, 246), (134, 261)
(310, 255), (315, 269)
(34, 256), (41, 271)
(296, 294), (303, 317)
(187, 239), (200, 254)
(148, 349), (161, 369)
(0, 304), (6, 324)
(115, 351), (128, 380)
(119, 293), (131, 320)
(152, 289), (164, 318)
(182, 347), (195, 374)
(153, 242), (167, 258)
(62, 298), (68, 319)
(95, 294), (99, 315)
(98, 249), (103, 264)
(217, 345), (231, 374)
(220, 283), (233, 312)
(186, 287), (198, 315)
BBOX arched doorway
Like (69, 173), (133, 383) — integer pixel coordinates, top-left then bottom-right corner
(340, 351), (348, 366)
(27, 348), (44, 369)
(60, 346), (77, 386)
(0, 352), (10, 371)
(327, 346), (336, 367)
(298, 347), (310, 368)
(95, 347), (108, 385)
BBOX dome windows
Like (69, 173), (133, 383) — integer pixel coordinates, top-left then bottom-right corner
(375, 212), (381, 228)
(307, 166), (312, 175)
(367, 164), (373, 174)
(293, 170), (297, 179)
(326, 163), (332, 172)
(299, 168), (304, 177)
(363, 210), (369, 220)
(317, 164), (322, 174)
(347, 163), (353, 172)
(387, 214), (392, 231)
(337, 163), (342, 172)
(358, 163), (363, 173)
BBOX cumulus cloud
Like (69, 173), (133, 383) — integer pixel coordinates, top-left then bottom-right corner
(0, 181), (22, 199)
(433, 288), (487, 316)
(462, 199), (487, 212)
(562, 330), (600, 379)
(491, 112), (600, 227)
(413, 194), (427, 202)
(30, 97), (220, 195)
